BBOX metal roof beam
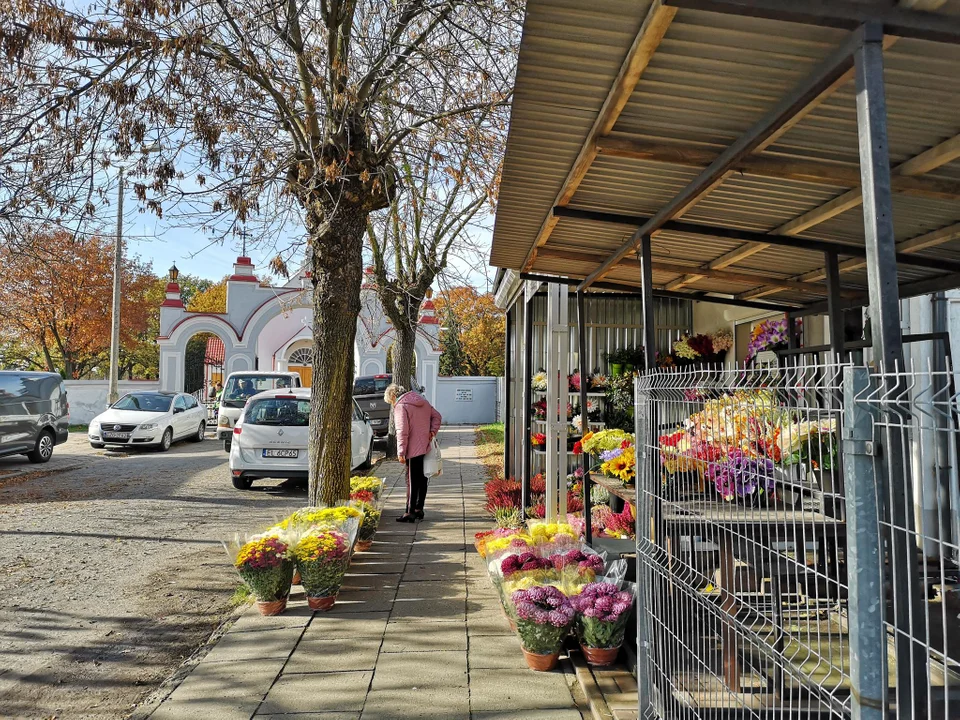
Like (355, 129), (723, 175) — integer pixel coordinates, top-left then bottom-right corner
(577, 26), (868, 292)
(551, 206), (960, 275)
(520, 1), (676, 271)
(662, 0), (960, 44)
(596, 136), (960, 201)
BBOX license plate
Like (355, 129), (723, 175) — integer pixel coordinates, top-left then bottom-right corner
(103, 432), (130, 440)
(263, 449), (299, 458)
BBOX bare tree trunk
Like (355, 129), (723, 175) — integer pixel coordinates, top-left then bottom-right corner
(386, 321), (417, 458)
(308, 202), (367, 506)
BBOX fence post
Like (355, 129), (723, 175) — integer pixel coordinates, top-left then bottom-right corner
(842, 366), (886, 720)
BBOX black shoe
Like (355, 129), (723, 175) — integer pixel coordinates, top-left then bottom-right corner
(414, 510), (424, 520)
(396, 514), (416, 523)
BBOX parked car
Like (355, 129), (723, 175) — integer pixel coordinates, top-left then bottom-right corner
(0, 371), (70, 463)
(229, 388), (373, 489)
(89, 391), (206, 451)
(217, 371), (303, 450)
(352, 374), (422, 438)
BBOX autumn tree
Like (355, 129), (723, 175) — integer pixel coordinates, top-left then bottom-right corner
(435, 287), (504, 376)
(3, 0), (519, 505)
(187, 280), (228, 314)
(0, 230), (156, 378)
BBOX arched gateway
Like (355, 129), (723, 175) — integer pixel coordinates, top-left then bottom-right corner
(158, 257), (442, 402)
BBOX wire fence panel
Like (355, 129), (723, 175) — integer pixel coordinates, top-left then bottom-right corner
(635, 360), (960, 719)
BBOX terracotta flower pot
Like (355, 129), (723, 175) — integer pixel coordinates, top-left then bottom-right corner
(256, 598), (288, 616)
(581, 644), (619, 666)
(508, 617), (518, 632)
(355, 540), (373, 552)
(307, 595), (336, 611)
(522, 649), (559, 672)
(292, 571), (302, 585)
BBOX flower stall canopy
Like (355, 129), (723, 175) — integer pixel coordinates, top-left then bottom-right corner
(490, 0), (960, 312)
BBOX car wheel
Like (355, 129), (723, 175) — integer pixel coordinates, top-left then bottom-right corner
(28, 430), (55, 463)
(232, 475), (253, 490)
(90, 442), (105, 449)
(191, 422), (205, 442)
(360, 437), (373, 469)
(158, 427), (173, 452)
(223, 437), (232, 453)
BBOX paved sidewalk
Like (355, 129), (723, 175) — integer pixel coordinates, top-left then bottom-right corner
(146, 427), (584, 720)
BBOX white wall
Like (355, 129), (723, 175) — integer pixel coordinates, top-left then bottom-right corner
(434, 377), (500, 425)
(64, 380), (162, 424)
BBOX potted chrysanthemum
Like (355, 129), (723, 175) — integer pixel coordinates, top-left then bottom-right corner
(571, 581), (635, 665)
(350, 476), (384, 501)
(233, 534), (294, 616)
(353, 497), (383, 551)
(511, 586), (575, 671)
(293, 529), (350, 610)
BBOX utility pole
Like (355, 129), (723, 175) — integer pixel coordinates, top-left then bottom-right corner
(108, 168), (124, 405)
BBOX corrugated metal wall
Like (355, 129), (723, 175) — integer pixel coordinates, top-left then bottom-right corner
(529, 294), (692, 372)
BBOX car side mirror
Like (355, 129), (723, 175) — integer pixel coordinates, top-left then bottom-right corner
(174, 407), (184, 414)
(363, 412), (371, 422)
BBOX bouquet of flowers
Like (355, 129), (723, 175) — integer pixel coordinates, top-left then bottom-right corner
(532, 370), (548, 392)
(528, 521), (578, 546)
(350, 476), (384, 500)
(233, 533), (294, 615)
(572, 581), (636, 664)
(568, 371), (581, 393)
(352, 497), (383, 551)
(746, 317), (802, 363)
(671, 329), (733, 365)
(776, 418), (838, 470)
(581, 429), (634, 455)
(532, 399), (547, 420)
(599, 443), (636, 485)
(589, 373), (608, 391)
(705, 449), (776, 503)
(293, 529), (350, 610)
(531, 432), (546, 447)
(512, 586), (576, 670)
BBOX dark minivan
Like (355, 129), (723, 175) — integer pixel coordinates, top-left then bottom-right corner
(0, 371), (70, 463)
(352, 374), (422, 438)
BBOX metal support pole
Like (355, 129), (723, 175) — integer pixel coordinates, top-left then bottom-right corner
(786, 312), (798, 351)
(503, 307), (513, 477)
(636, 235), (657, 715)
(576, 290), (592, 544)
(825, 250), (845, 361)
(108, 168), (124, 405)
(521, 296), (534, 515)
(843, 367), (885, 720)
(855, 24), (927, 712)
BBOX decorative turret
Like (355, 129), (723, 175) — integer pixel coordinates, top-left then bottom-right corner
(161, 263), (184, 308)
(419, 287), (439, 325)
(229, 255), (258, 282)
(361, 266), (377, 290)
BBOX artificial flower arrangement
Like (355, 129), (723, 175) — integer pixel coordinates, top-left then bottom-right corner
(705, 449), (776, 504)
(532, 399), (547, 420)
(532, 370), (548, 392)
(776, 418), (838, 471)
(293, 529), (350, 610)
(531, 432), (546, 447)
(568, 371), (581, 393)
(670, 328), (734, 367)
(232, 533), (295, 615)
(349, 476), (384, 500)
(511, 586), (576, 671)
(572, 581), (636, 666)
(581, 429), (634, 454)
(746, 317), (802, 363)
(581, 429), (636, 485)
(589, 372), (608, 392)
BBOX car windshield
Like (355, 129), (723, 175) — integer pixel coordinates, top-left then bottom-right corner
(244, 398), (310, 426)
(112, 394), (173, 412)
(222, 375), (294, 405)
(353, 376), (392, 395)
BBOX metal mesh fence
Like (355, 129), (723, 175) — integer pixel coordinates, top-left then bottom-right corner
(634, 360), (960, 719)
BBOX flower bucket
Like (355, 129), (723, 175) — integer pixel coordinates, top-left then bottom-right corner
(581, 644), (619, 666)
(307, 595), (336, 611)
(256, 598), (288, 616)
(522, 649), (559, 672)
(610, 363), (623, 377)
(292, 570), (302, 585)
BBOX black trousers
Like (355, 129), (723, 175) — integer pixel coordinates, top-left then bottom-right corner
(405, 454), (428, 514)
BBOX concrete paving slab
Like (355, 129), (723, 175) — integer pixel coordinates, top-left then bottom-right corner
(257, 671), (373, 714)
(151, 657), (284, 719)
(303, 611), (389, 639)
(285, 636), (382, 673)
(362, 650), (469, 719)
(331, 589), (398, 613)
(472, 711), (584, 720)
(400, 561), (465, 582)
(201, 624), (305, 663)
(342, 572), (403, 592)
(469, 668), (579, 713)
(380, 620), (467, 653)
(468, 634), (529, 670)
(229, 607), (315, 633)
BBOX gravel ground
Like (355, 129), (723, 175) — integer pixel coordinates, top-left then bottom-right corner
(0, 433), (369, 719)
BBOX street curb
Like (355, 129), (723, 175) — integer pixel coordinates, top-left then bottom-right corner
(125, 601), (252, 720)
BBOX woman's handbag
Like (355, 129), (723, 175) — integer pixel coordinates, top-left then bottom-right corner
(423, 438), (442, 477)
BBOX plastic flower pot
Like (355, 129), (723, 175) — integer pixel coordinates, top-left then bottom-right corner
(307, 595), (336, 611)
(610, 363), (623, 377)
(256, 598), (288, 616)
(623, 363), (634, 375)
(522, 648), (559, 672)
(581, 644), (619, 666)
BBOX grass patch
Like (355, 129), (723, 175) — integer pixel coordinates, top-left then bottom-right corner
(69, 424), (88, 433)
(475, 423), (504, 481)
(229, 583), (252, 607)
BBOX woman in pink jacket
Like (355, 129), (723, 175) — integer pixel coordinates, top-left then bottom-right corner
(385, 383), (442, 522)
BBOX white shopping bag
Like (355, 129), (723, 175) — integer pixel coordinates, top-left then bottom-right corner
(423, 438), (442, 477)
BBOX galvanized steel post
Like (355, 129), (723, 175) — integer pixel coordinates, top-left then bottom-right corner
(521, 293), (534, 515)
(577, 290), (592, 543)
(843, 367), (885, 720)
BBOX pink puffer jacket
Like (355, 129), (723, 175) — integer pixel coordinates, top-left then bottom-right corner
(395, 391), (442, 459)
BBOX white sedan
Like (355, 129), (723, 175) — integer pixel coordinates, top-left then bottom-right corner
(89, 391), (207, 451)
(229, 388), (374, 490)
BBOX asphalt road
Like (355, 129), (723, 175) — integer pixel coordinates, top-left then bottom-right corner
(0, 433), (327, 719)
